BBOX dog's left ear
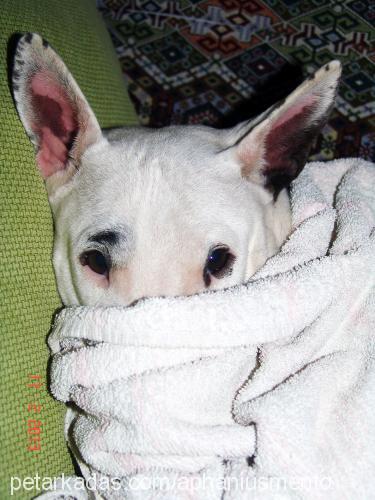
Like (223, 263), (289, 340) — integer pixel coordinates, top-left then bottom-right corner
(11, 33), (103, 190)
(232, 61), (341, 194)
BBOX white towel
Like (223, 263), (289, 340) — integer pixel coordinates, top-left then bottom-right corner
(45, 158), (375, 500)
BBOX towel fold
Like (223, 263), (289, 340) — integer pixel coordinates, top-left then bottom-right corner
(46, 159), (375, 499)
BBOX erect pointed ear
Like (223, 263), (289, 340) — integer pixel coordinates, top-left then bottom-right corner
(12, 33), (102, 187)
(233, 61), (341, 195)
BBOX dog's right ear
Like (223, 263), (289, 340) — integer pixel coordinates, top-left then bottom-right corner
(12, 33), (103, 191)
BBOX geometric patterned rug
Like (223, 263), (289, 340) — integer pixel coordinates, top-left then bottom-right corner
(98, 0), (374, 161)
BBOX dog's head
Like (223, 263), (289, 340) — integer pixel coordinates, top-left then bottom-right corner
(12, 33), (341, 306)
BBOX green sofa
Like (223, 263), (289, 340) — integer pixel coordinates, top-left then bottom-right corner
(0, 1), (138, 497)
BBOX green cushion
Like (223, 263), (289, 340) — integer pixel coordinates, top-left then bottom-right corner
(0, 1), (138, 497)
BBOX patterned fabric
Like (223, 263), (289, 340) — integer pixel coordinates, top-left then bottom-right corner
(98, 0), (374, 161)
(0, 1), (137, 498)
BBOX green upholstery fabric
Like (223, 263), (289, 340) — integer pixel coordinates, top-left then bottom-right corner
(0, 1), (138, 497)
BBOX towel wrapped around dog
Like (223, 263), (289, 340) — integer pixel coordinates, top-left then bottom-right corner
(46, 159), (375, 499)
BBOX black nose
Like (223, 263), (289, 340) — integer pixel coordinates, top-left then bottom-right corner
(128, 297), (145, 307)
(128, 294), (166, 308)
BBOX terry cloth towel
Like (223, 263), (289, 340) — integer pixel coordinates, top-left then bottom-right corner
(45, 159), (375, 500)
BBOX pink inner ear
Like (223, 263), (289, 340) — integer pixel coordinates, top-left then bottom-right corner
(264, 96), (318, 170)
(271, 95), (316, 130)
(31, 72), (78, 178)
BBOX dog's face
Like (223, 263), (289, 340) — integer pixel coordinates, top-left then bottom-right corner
(12, 34), (340, 306)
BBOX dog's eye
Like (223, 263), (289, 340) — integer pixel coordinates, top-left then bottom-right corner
(80, 250), (109, 276)
(205, 245), (235, 280)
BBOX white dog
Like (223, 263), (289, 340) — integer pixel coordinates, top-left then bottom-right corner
(12, 33), (341, 306)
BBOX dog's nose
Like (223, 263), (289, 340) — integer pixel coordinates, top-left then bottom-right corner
(128, 297), (146, 307)
(127, 295), (166, 308)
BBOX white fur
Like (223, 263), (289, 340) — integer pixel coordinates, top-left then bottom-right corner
(12, 34), (341, 306)
(51, 126), (290, 305)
